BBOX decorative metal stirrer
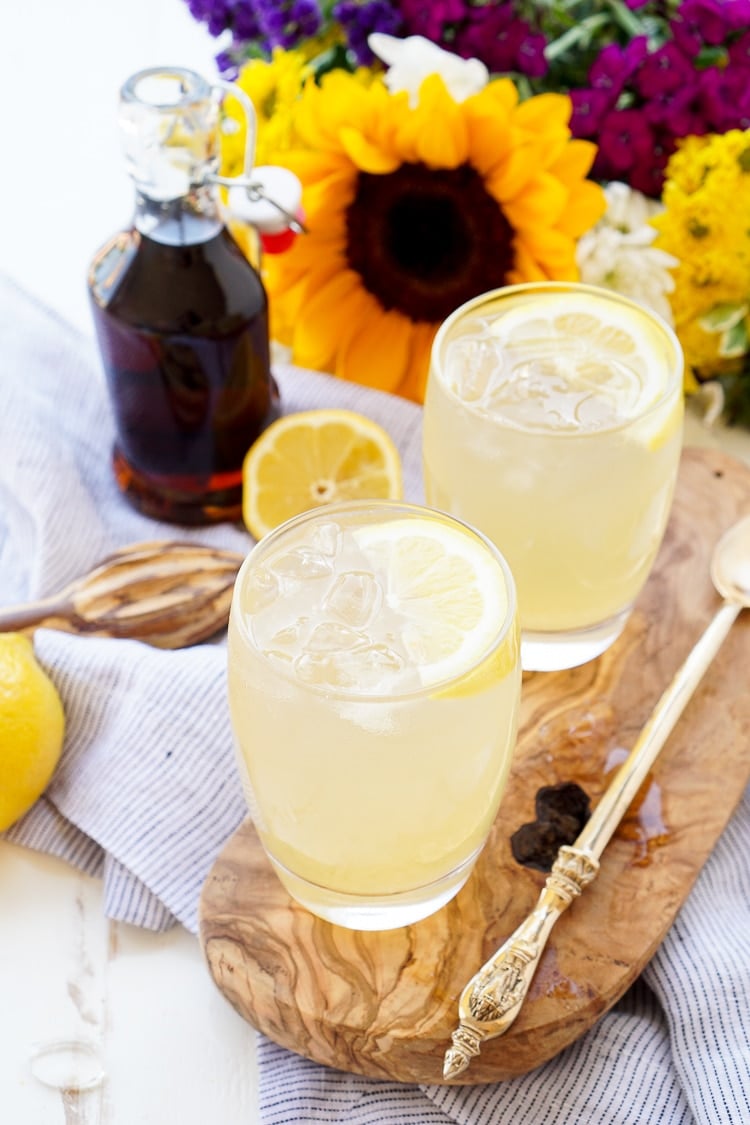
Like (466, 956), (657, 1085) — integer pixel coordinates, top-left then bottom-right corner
(444, 514), (750, 1079)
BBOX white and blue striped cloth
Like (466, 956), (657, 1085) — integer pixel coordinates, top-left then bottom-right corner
(1, 274), (748, 1124)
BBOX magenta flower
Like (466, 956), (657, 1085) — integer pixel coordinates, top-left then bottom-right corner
(596, 109), (656, 175)
(454, 3), (547, 78)
(570, 88), (611, 138)
(635, 43), (696, 98)
(397, 0), (465, 41)
(728, 30), (750, 69)
(629, 146), (670, 198)
(643, 85), (704, 137)
(588, 40), (646, 106)
(670, 0), (733, 56)
(701, 66), (750, 131)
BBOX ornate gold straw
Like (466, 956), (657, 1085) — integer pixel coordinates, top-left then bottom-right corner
(443, 597), (744, 1080)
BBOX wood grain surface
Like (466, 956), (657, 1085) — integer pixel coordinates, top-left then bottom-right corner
(199, 447), (750, 1086)
(0, 541), (244, 649)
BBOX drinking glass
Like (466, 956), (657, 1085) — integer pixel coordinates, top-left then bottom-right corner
(423, 282), (684, 672)
(227, 500), (520, 930)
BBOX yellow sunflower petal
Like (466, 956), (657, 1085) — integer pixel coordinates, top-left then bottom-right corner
(339, 126), (401, 173)
(470, 77), (519, 115)
(399, 75), (469, 169)
(462, 104), (513, 177)
(506, 238), (549, 283)
(519, 227), (579, 276)
(513, 93), (572, 133)
(336, 306), (413, 392)
(502, 172), (569, 228)
(301, 167), (357, 221)
(547, 139), (598, 186)
(396, 321), (438, 403)
(292, 270), (364, 369)
(285, 149), (352, 184)
(486, 135), (546, 201)
(554, 179), (607, 237)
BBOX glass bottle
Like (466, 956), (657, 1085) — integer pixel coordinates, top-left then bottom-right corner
(88, 67), (280, 525)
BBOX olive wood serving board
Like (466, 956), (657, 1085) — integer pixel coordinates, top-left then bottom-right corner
(199, 447), (750, 1086)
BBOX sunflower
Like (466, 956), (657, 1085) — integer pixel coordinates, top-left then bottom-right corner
(262, 70), (605, 403)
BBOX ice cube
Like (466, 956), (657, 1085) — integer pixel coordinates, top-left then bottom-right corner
(337, 643), (406, 692)
(269, 615), (310, 649)
(306, 622), (368, 652)
(271, 547), (334, 580)
(308, 521), (343, 557)
(324, 570), (383, 627)
(239, 565), (279, 614)
(445, 337), (503, 402)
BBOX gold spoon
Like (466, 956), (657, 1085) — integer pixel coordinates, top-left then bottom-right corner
(0, 540), (245, 649)
(443, 513), (750, 1080)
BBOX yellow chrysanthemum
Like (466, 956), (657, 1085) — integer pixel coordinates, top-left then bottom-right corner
(653, 130), (750, 382)
(221, 48), (312, 173)
(262, 71), (605, 402)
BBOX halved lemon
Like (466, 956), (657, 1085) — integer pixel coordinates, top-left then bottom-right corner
(354, 516), (515, 689)
(242, 409), (403, 539)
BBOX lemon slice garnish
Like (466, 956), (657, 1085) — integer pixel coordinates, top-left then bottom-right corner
(242, 409), (403, 539)
(485, 290), (677, 428)
(354, 517), (513, 688)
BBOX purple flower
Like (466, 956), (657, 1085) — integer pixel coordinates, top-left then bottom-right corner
(516, 32), (548, 79)
(333, 0), (403, 65)
(186, 0), (232, 37)
(250, 0), (323, 50)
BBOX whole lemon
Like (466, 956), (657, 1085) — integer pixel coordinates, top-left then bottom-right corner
(0, 633), (65, 831)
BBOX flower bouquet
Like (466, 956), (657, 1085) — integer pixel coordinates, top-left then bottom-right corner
(185, 0), (750, 421)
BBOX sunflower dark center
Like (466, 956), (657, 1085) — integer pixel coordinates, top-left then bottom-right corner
(345, 162), (516, 323)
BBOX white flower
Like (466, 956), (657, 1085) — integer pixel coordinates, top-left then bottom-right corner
(368, 33), (488, 107)
(576, 182), (679, 326)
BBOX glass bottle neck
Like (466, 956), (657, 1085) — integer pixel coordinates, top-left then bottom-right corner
(133, 184), (223, 246)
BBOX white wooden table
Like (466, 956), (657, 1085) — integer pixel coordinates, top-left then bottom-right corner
(3, 5), (750, 1122)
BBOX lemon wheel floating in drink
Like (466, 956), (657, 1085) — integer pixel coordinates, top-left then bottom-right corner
(228, 501), (520, 930)
(423, 283), (684, 672)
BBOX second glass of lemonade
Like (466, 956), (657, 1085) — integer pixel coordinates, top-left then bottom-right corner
(228, 500), (520, 930)
(423, 283), (684, 672)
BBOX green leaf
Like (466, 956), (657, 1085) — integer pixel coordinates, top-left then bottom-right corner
(719, 320), (750, 360)
(698, 302), (748, 333)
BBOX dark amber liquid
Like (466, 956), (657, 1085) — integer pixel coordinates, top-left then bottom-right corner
(88, 220), (280, 525)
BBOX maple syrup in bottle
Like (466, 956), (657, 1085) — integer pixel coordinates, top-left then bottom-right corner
(88, 67), (280, 525)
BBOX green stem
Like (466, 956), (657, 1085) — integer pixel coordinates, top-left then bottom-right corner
(544, 13), (611, 63)
(603, 0), (648, 39)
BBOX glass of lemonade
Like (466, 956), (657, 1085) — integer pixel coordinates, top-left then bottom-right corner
(423, 282), (684, 672)
(227, 500), (520, 930)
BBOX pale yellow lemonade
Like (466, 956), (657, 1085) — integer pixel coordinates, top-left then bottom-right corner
(227, 501), (520, 930)
(423, 283), (684, 670)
